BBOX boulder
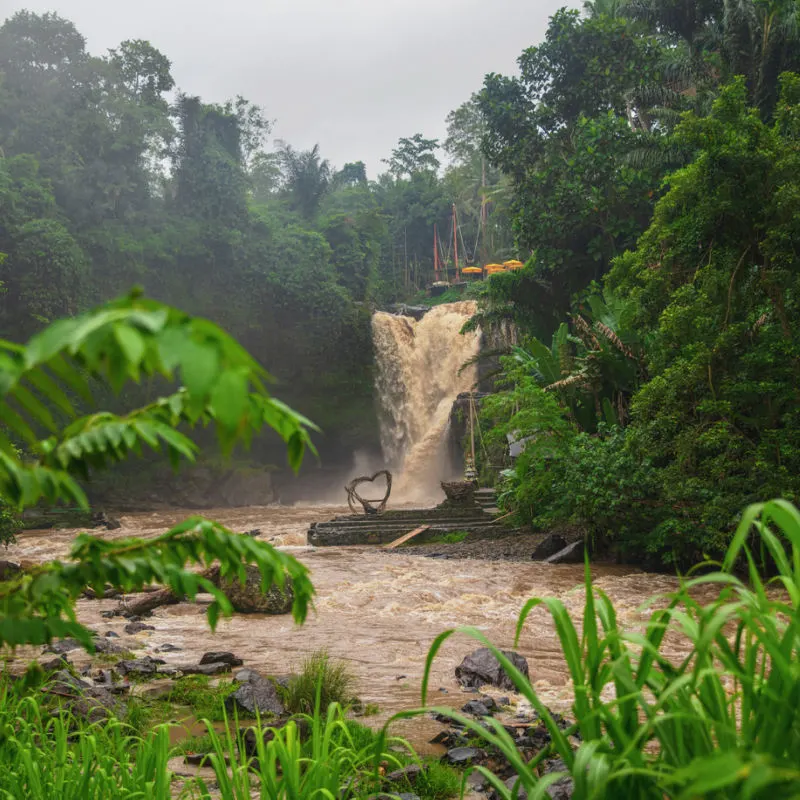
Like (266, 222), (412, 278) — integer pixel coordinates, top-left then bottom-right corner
(443, 746), (485, 765)
(91, 636), (128, 655)
(217, 565), (293, 614)
(544, 541), (584, 565)
(226, 670), (285, 716)
(543, 760), (574, 800)
(531, 534), (568, 561)
(455, 648), (529, 691)
(116, 656), (165, 677)
(385, 764), (424, 785)
(0, 560), (22, 581)
(91, 511), (122, 530)
(46, 671), (126, 722)
(124, 622), (155, 634)
(490, 776), (528, 800)
(155, 643), (182, 653)
(200, 651), (243, 667)
(461, 700), (491, 717)
(46, 638), (83, 655)
(176, 662), (231, 676)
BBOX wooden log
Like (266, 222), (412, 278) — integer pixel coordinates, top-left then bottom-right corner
(383, 525), (430, 550)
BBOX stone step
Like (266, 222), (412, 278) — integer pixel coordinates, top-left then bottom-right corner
(315, 515), (492, 528)
(308, 522), (500, 547)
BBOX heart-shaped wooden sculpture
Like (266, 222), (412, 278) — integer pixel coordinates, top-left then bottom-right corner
(345, 470), (392, 515)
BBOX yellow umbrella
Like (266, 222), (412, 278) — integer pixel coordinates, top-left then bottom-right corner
(461, 266), (483, 275)
(484, 263), (506, 274)
(504, 260), (525, 270)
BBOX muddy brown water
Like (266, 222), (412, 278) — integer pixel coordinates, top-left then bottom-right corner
(7, 504), (704, 749)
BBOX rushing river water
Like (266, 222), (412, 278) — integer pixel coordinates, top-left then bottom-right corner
(8, 504), (693, 735)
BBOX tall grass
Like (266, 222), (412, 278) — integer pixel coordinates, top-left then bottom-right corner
(0, 672), (408, 799)
(409, 499), (800, 799)
(282, 649), (357, 715)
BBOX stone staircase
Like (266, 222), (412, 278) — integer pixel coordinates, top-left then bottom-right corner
(308, 505), (500, 547)
(474, 487), (499, 514)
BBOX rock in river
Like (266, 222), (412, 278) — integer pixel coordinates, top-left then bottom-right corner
(455, 647), (529, 691)
(213, 565), (294, 614)
(200, 651), (243, 667)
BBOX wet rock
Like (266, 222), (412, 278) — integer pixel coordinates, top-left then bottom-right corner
(104, 631), (120, 638)
(50, 670), (92, 693)
(385, 764), (424, 784)
(46, 638), (83, 655)
(176, 662), (231, 676)
(38, 656), (70, 672)
(544, 541), (584, 565)
(242, 529), (262, 538)
(92, 511), (122, 530)
(213, 564), (293, 614)
(155, 643), (182, 652)
(117, 656), (165, 677)
(531, 534), (568, 561)
(0, 560), (22, 581)
(455, 648), (529, 691)
(490, 776), (528, 800)
(370, 795), (420, 800)
(200, 651), (243, 667)
(124, 622), (155, 634)
(543, 759), (574, 800)
(444, 746), (485, 765)
(429, 729), (468, 748)
(461, 700), (492, 717)
(497, 696), (510, 706)
(226, 670), (284, 716)
(91, 636), (127, 655)
(101, 610), (122, 619)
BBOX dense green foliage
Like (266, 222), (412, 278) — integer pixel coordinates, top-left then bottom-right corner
(0, 292), (315, 648)
(476, 0), (800, 563)
(0, 10), (513, 480)
(414, 499), (800, 798)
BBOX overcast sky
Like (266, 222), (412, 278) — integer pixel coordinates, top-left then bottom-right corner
(4, 0), (574, 176)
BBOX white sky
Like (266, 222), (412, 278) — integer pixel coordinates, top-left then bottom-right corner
(3, 0), (574, 176)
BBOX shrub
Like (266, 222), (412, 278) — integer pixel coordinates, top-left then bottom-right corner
(282, 649), (357, 715)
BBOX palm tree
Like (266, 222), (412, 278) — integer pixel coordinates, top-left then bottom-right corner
(277, 142), (331, 219)
(722, 0), (800, 114)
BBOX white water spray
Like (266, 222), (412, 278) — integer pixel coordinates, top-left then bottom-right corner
(372, 301), (480, 504)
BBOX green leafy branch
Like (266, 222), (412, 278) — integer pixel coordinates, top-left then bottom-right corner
(0, 517), (313, 649)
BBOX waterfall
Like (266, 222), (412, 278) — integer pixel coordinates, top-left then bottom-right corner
(372, 301), (481, 504)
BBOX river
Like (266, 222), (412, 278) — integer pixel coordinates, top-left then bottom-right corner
(8, 503), (692, 747)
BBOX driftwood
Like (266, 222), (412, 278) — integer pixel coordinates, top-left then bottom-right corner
(345, 470), (392, 515)
(383, 525), (430, 550)
(112, 568), (218, 616)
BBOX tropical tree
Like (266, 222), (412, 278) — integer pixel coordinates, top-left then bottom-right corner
(277, 142), (331, 219)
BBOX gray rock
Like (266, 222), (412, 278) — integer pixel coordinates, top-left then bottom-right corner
(490, 776), (528, 800)
(124, 622), (155, 634)
(38, 656), (69, 672)
(46, 639), (83, 655)
(217, 565), (294, 614)
(226, 671), (284, 716)
(91, 636), (127, 655)
(176, 662), (232, 676)
(155, 643), (182, 652)
(385, 764), (424, 784)
(531, 534), (568, 561)
(461, 700), (491, 717)
(104, 631), (120, 638)
(0, 560), (22, 581)
(242, 529), (262, 538)
(200, 651), (243, 667)
(116, 656), (165, 677)
(544, 541), (584, 565)
(455, 647), (529, 691)
(543, 759), (574, 800)
(443, 746), (485, 765)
